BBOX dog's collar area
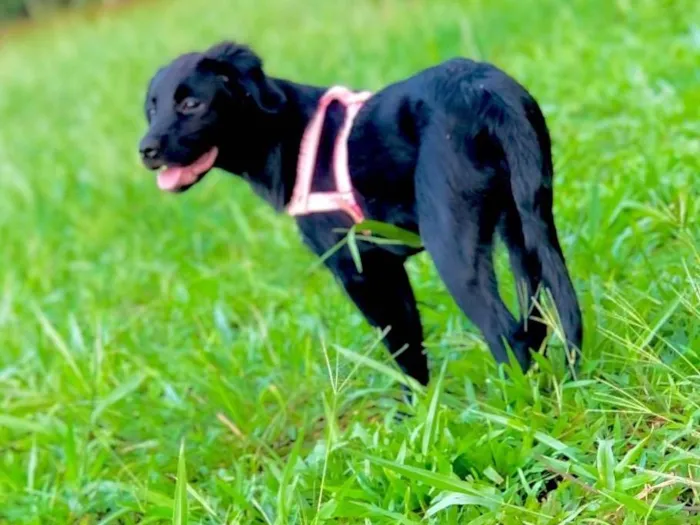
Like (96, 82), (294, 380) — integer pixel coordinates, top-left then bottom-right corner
(287, 86), (372, 224)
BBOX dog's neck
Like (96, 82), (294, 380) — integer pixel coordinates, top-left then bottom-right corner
(215, 79), (326, 212)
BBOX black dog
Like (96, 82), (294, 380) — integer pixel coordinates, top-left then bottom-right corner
(139, 41), (583, 385)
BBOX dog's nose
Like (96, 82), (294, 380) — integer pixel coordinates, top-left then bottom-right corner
(142, 146), (159, 160)
(139, 136), (162, 161)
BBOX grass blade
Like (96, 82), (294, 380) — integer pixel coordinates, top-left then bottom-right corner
(91, 373), (148, 424)
(476, 411), (577, 458)
(539, 455), (597, 482)
(173, 440), (188, 525)
(26, 437), (37, 491)
(596, 439), (616, 490)
(365, 455), (500, 510)
(34, 307), (88, 392)
(0, 414), (52, 436)
(354, 220), (423, 248)
(334, 345), (424, 392)
(426, 492), (493, 518)
(346, 227), (363, 273)
(615, 433), (651, 474)
(276, 427), (305, 523)
(336, 500), (421, 524)
(422, 359), (447, 455)
(603, 489), (652, 515)
(96, 509), (132, 525)
(187, 484), (221, 523)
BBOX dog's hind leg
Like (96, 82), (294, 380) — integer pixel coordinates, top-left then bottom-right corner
(414, 135), (531, 371)
(498, 209), (548, 352)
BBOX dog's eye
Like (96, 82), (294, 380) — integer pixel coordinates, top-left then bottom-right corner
(179, 98), (204, 113)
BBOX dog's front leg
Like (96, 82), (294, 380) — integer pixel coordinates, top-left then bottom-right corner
(323, 248), (429, 386)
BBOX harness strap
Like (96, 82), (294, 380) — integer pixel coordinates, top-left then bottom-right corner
(287, 86), (371, 223)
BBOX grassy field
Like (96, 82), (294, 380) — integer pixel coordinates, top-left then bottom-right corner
(0, 0), (699, 522)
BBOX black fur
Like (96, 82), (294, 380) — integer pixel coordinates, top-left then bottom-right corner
(139, 41), (583, 385)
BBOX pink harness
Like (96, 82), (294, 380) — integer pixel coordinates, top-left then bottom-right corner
(287, 86), (372, 224)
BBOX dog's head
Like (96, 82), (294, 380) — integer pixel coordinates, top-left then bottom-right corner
(139, 42), (286, 192)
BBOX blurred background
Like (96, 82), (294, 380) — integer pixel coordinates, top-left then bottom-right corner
(1, 0), (118, 20)
(0, 0), (698, 523)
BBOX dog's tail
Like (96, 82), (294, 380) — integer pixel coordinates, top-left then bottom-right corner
(493, 93), (583, 355)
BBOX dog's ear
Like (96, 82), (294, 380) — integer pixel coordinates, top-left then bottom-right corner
(201, 42), (286, 115)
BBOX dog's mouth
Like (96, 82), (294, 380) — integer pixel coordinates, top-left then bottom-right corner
(156, 147), (219, 192)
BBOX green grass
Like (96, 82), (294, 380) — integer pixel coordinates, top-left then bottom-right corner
(0, 0), (699, 522)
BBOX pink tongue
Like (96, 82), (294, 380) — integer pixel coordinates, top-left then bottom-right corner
(155, 148), (218, 192)
(157, 167), (187, 191)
